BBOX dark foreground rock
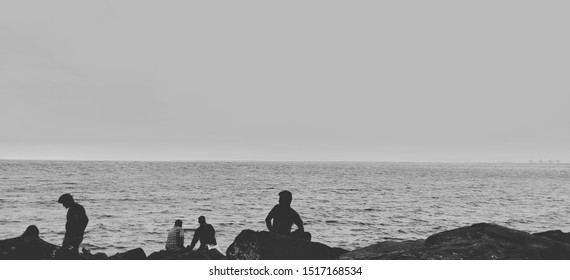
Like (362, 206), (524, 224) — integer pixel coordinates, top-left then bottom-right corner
(4, 223), (570, 260)
(533, 230), (570, 244)
(338, 240), (425, 260)
(148, 247), (225, 260)
(0, 226), (147, 260)
(226, 230), (348, 260)
(0, 233), (59, 260)
(346, 223), (570, 260)
(109, 248), (147, 260)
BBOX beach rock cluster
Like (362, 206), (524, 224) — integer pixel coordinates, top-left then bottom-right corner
(338, 223), (570, 260)
(0, 226), (59, 260)
(226, 230), (348, 260)
(2, 223), (570, 260)
(148, 247), (225, 260)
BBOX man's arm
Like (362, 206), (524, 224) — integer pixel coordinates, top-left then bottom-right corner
(293, 211), (304, 232)
(265, 206), (276, 232)
(68, 207), (87, 235)
(188, 229), (199, 251)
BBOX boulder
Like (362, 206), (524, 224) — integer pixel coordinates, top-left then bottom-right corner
(0, 226), (60, 260)
(148, 248), (225, 260)
(533, 230), (570, 245)
(376, 223), (570, 260)
(226, 230), (348, 260)
(338, 240), (424, 260)
(109, 248), (147, 260)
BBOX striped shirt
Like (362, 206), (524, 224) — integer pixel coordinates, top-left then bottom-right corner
(165, 226), (184, 251)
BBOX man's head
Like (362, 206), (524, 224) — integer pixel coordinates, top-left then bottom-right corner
(198, 216), (206, 225)
(58, 193), (74, 208)
(278, 190), (292, 206)
(175, 219), (182, 227)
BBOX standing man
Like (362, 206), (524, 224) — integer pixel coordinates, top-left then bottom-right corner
(165, 219), (185, 251)
(265, 190), (310, 240)
(58, 193), (89, 253)
(188, 216), (217, 251)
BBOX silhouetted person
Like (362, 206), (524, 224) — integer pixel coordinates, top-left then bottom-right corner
(265, 190), (310, 240)
(58, 193), (88, 253)
(165, 219), (184, 251)
(188, 216), (217, 251)
(21, 225), (40, 238)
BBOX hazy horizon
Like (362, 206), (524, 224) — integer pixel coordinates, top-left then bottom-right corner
(2, 1), (569, 163)
(0, 157), (566, 165)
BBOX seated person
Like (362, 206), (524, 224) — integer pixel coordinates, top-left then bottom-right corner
(165, 219), (184, 251)
(265, 190), (310, 240)
(188, 216), (217, 251)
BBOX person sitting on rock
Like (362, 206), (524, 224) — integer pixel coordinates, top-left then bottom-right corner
(58, 193), (89, 254)
(165, 219), (185, 251)
(188, 216), (217, 251)
(21, 225), (40, 238)
(265, 190), (310, 240)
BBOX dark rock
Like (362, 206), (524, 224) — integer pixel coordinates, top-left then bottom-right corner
(109, 248), (146, 260)
(338, 240), (424, 260)
(376, 223), (570, 260)
(0, 227), (60, 260)
(148, 248), (225, 260)
(226, 230), (348, 260)
(533, 230), (570, 245)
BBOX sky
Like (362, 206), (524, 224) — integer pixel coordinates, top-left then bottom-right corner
(1, 1), (568, 162)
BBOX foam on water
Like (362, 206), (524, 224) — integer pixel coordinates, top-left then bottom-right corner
(0, 160), (569, 255)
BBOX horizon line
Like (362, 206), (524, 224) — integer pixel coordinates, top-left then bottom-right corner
(0, 158), (565, 165)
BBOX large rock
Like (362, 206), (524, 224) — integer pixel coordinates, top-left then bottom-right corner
(376, 223), (570, 260)
(0, 226), (60, 260)
(148, 247), (225, 260)
(0, 237), (60, 260)
(109, 248), (147, 260)
(533, 230), (570, 245)
(226, 230), (348, 260)
(338, 240), (424, 260)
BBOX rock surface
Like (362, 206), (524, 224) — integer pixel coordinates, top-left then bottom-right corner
(533, 230), (570, 244)
(109, 248), (147, 260)
(3, 223), (570, 260)
(148, 248), (225, 260)
(338, 240), (424, 260)
(369, 223), (570, 260)
(0, 235), (60, 260)
(226, 230), (348, 260)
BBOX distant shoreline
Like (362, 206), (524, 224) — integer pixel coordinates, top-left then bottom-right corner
(1, 159), (568, 165)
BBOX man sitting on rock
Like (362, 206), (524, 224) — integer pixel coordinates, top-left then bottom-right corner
(265, 190), (311, 241)
(58, 193), (89, 254)
(188, 216), (217, 251)
(165, 219), (184, 251)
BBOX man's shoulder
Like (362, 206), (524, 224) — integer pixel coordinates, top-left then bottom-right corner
(71, 203), (85, 211)
(288, 206), (299, 215)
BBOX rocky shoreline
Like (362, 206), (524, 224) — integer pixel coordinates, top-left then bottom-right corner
(1, 223), (569, 260)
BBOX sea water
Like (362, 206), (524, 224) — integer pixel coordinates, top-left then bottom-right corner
(1, 160), (569, 255)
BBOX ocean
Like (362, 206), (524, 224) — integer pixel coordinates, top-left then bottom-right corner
(1, 160), (569, 255)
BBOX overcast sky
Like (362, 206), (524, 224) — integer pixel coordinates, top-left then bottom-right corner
(1, 1), (568, 162)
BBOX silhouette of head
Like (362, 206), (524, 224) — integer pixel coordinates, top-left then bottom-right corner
(21, 225), (40, 238)
(198, 216), (206, 225)
(175, 219), (182, 227)
(278, 190), (292, 206)
(58, 193), (75, 208)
